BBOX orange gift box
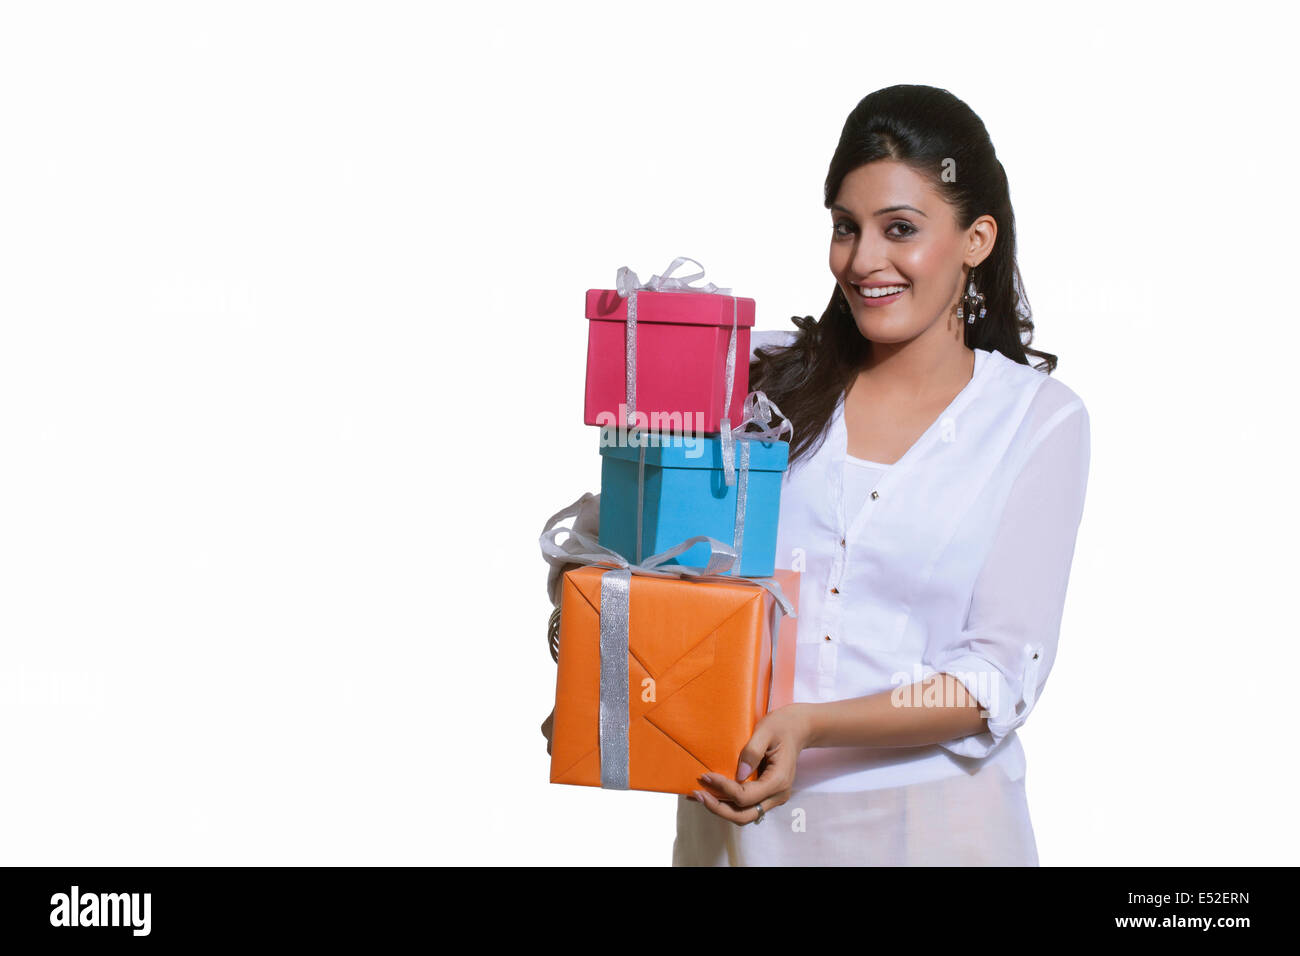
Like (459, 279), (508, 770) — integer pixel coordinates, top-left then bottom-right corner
(549, 564), (800, 796)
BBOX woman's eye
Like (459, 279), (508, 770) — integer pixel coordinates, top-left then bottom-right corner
(834, 220), (915, 239)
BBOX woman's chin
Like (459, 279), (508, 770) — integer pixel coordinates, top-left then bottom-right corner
(851, 312), (914, 343)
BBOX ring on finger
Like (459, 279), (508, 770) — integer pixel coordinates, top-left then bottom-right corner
(752, 799), (766, 825)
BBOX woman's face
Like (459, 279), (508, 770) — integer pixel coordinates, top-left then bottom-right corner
(829, 160), (995, 347)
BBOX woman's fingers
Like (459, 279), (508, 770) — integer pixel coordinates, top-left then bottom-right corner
(698, 738), (796, 809)
(735, 726), (772, 784)
(540, 708), (555, 756)
(698, 722), (781, 806)
(689, 786), (790, 826)
(696, 767), (782, 810)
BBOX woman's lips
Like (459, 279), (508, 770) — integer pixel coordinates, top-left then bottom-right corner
(852, 283), (908, 307)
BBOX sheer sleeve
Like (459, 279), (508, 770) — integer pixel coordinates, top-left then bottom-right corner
(921, 380), (1092, 758)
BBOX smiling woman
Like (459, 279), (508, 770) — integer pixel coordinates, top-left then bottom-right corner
(668, 84), (1091, 866)
(754, 84), (1056, 472)
(540, 84), (1091, 867)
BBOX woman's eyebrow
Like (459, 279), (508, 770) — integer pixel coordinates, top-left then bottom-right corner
(832, 202), (928, 218)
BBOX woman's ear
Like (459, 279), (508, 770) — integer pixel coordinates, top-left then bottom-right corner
(965, 214), (997, 267)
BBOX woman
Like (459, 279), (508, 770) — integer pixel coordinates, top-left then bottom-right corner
(543, 84), (1090, 866)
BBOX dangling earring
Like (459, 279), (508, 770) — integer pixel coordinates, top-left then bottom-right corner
(957, 269), (986, 325)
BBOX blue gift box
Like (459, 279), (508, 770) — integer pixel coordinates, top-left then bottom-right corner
(598, 433), (789, 577)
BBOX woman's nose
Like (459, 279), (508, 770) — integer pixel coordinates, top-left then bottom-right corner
(849, 241), (893, 278)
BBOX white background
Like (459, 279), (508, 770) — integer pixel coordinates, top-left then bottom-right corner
(1, 0), (1296, 865)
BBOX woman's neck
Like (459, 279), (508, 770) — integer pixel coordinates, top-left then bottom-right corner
(851, 339), (975, 406)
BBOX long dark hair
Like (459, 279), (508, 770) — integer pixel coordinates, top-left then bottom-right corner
(752, 84), (1057, 468)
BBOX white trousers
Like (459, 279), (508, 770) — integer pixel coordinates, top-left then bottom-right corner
(672, 763), (1039, 866)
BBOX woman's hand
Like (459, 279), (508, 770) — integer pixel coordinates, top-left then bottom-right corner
(689, 703), (814, 826)
(540, 706), (555, 756)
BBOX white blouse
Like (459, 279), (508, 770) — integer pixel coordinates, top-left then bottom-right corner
(544, 329), (1091, 865)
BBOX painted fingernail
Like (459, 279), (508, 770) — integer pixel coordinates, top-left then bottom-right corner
(692, 789), (707, 803)
(698, 773), (711, 784)
(736, 761), (753, 781)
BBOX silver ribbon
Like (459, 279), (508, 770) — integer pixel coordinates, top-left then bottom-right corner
(614, 256), (738, 430)
(636, 442), (646, 564)
(540, 494), (795, 789)
(721, 389), (793, 486)
(720, 390), (794, 572)
(733, 440), (749, 568)
(597, 570), (631, 788)
(623, 391), (791, 575)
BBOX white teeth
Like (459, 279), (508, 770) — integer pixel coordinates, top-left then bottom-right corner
(855, 284), (908, 298)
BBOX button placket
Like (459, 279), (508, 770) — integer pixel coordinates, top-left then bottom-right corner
(817, 451), (848, 681)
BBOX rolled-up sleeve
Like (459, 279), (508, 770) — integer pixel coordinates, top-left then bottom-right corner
(921, 394), (1091, 758)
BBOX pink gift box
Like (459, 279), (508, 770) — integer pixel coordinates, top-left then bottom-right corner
(583, 288), (756, 434)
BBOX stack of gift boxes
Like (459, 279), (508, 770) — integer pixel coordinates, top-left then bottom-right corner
(541, 258), (802, 797)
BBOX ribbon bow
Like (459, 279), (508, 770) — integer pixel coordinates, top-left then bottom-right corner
(614, 256), (739, 430)
(720, 389), (794, 488)
(615, 255), (732, 298)
(540, 493), (795, 789)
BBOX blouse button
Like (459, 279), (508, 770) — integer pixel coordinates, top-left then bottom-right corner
(839, 537), (846, 547)
(824, 635), (832, 641)
(830, 587), (839, 594)
(871, 490), (879, 500)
